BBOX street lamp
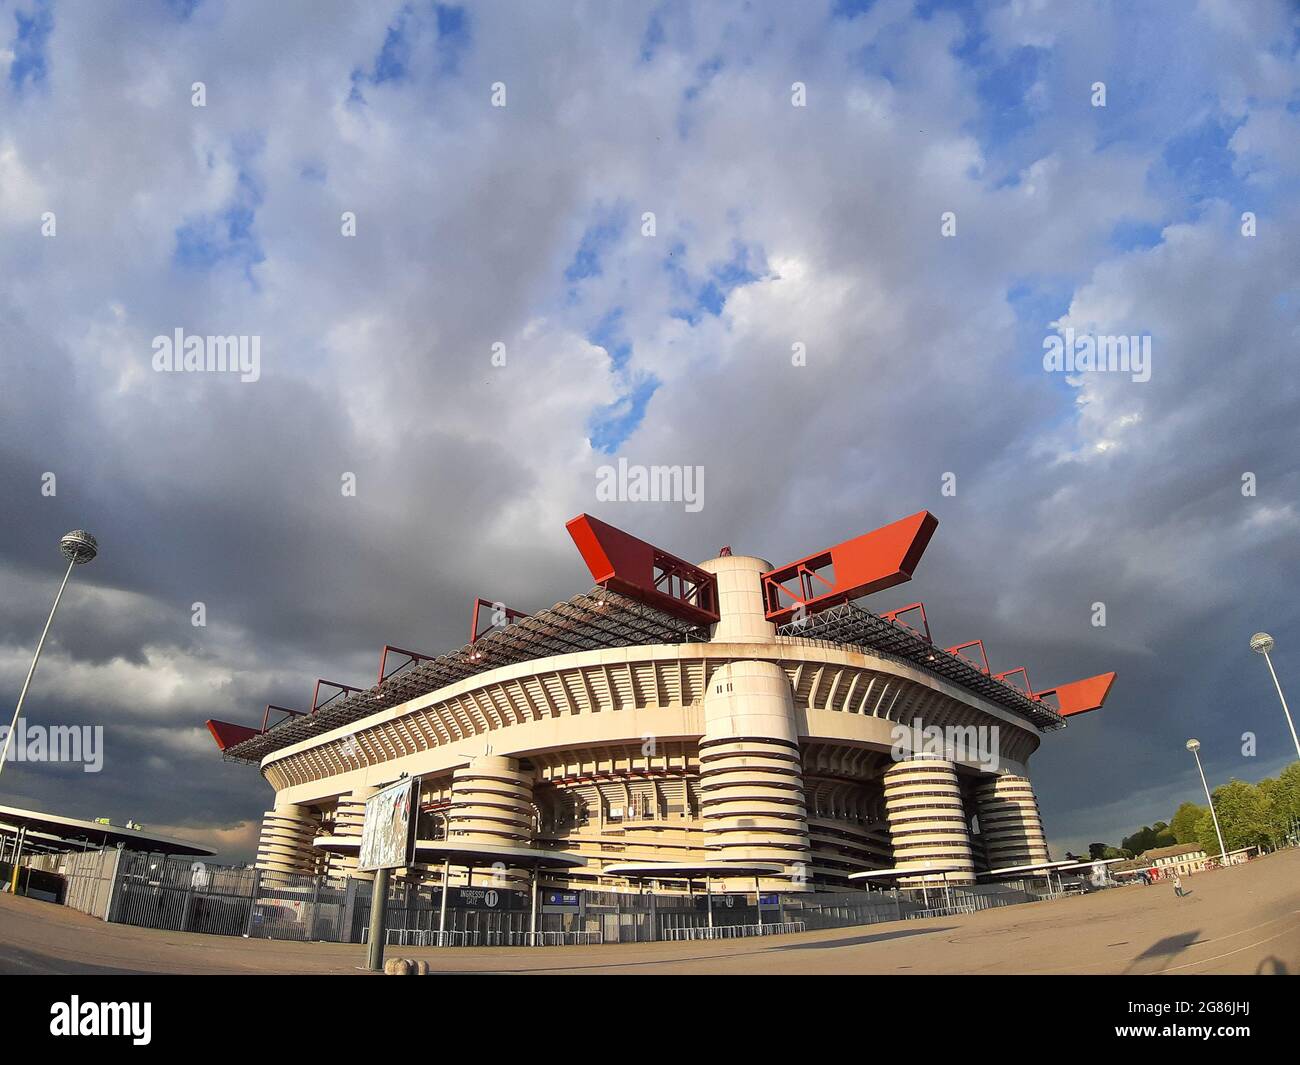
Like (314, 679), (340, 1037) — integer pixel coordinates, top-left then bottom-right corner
(1250, 632), (1299, 761)
(1185, 738), (1228, 867)
(0, 530), (99, 784)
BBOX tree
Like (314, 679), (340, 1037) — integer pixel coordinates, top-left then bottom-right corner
(1194, 809), (1222, 859)
(1272, 762), (1300, 825)
(1202, 779), (1272, 854)
(1171, 801), (1207, 844)
(1255, 773), (1300, 848)
(1122, 822), (1174, 855)
(1122, 826), (1158, 855)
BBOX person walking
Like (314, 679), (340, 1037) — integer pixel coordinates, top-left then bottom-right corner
(1173, 873), (1185, 898)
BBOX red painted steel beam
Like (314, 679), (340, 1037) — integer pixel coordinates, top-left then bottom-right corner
(947, 639), (990, 675)
(881, 602), (931, 642)
(377, 645), (437, 687)
(763, 510), (939, 625)
(566, 514), (719, 625)
(1035, 672), (1117, 718)
(469, 597), (529, 644)
(311, 679), (367, 714)
(994, 667), (1034, 696)
(206, 719), (260, 751)
(261, 703), (305, 732)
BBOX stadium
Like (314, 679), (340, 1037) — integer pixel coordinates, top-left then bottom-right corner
(208, 511), (1116, 897)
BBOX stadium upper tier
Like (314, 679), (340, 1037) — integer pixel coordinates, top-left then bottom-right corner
(208, 511), (1114, 767)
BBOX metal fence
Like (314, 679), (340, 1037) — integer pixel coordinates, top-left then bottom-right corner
(25, 848), (122, 917)
(664, 921), (807, 941)
(21, 848), (1058, 948)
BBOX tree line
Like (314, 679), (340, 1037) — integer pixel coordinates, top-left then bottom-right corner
(1088, 760), (1300, 861)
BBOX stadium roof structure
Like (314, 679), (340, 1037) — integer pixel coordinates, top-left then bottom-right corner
(776, 602), (1068, 731)
(208, 510), (1116, 766)
(212, 588), (707, 765)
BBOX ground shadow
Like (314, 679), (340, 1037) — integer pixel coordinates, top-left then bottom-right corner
(765, 926), (955, 951)
(1122, 930), (1203, 975)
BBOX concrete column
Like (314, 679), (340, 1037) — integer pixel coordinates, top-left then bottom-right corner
(699, 659), (812, 892)
(883, 757), (976, 884)
(255, 802), (320, 882)
(974, 773), (1049, 870)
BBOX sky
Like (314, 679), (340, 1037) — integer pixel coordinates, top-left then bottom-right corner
(0, 0), (1297, 861)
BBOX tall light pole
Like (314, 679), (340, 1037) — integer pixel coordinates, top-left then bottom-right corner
(0, 530), (99, 785)
(1250, 633), (1299, 761)
(1185, 738), (1228, 867)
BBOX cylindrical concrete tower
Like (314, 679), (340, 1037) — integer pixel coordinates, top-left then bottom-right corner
(882, 757), (976, 884)
(699, 659), (812, 891)
(255, 802), (320, 882)
(698, 554), (777, 643)
(447, 754), (535, 847)
(974, 773), (1049, 869)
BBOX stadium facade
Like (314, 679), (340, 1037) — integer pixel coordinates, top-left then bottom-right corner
(208, 512), (1115, 894)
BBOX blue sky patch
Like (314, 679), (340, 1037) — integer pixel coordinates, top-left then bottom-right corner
(588, 376), (660, 454)
(639, 8), (665, 62)
(349, 2), (469, 102)
(564, 210), (627, 284)
(1160, 113), (1247, 204)
(173, 166), (265, 279)
(975, 44), (1048, 143)
(585, 308), (659, 451)
(164, 0), (202, 20)
(9, 0), (53, 93)
(1108, 219), (1165, 253)
(666, 240), (764, 323)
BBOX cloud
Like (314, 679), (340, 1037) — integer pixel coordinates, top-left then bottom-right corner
(1, 0), (1297, 862)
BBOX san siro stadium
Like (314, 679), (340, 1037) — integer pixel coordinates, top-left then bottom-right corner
(208, 511), (1115, 897)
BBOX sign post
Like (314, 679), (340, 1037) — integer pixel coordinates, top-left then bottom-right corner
(356, 776), (418, 972)
(365, 868), (390, 971)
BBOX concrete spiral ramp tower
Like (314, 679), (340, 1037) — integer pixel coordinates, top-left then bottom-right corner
(255, 802), (320, 882)
(882, 757), (976, 884)
(974, 773), (1049, 869)
(447, 754), (536, 847)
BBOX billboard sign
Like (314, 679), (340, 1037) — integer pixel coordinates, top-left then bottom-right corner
(544, 890), (580, 907)
(357, 777), (417, 871)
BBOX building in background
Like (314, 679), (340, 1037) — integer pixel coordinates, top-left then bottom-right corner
(208, 511), (1115, 895)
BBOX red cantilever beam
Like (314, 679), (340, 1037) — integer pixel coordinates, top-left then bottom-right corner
(947, 639), (990, 675)
(566, 514), (719, 626)
(763, 510), (939, 625)
(206, 719), (261, 752)
(1035, 672), (1117, 718)
(881, 602), (931, 642)
(469, 597), (529, 644)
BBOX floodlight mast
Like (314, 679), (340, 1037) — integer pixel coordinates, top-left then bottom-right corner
(1250, 632), (1299, 761)
(0, 531), (99, 784)
(1184, 738), (1227, 867)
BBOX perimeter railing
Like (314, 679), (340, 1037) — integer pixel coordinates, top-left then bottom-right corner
(663, 921), (806, 941)
(369, 928), (604, 947)
(27, 848), (1087, 948)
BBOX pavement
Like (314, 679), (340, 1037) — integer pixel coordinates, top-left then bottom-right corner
(1, 848), (1296, 975)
